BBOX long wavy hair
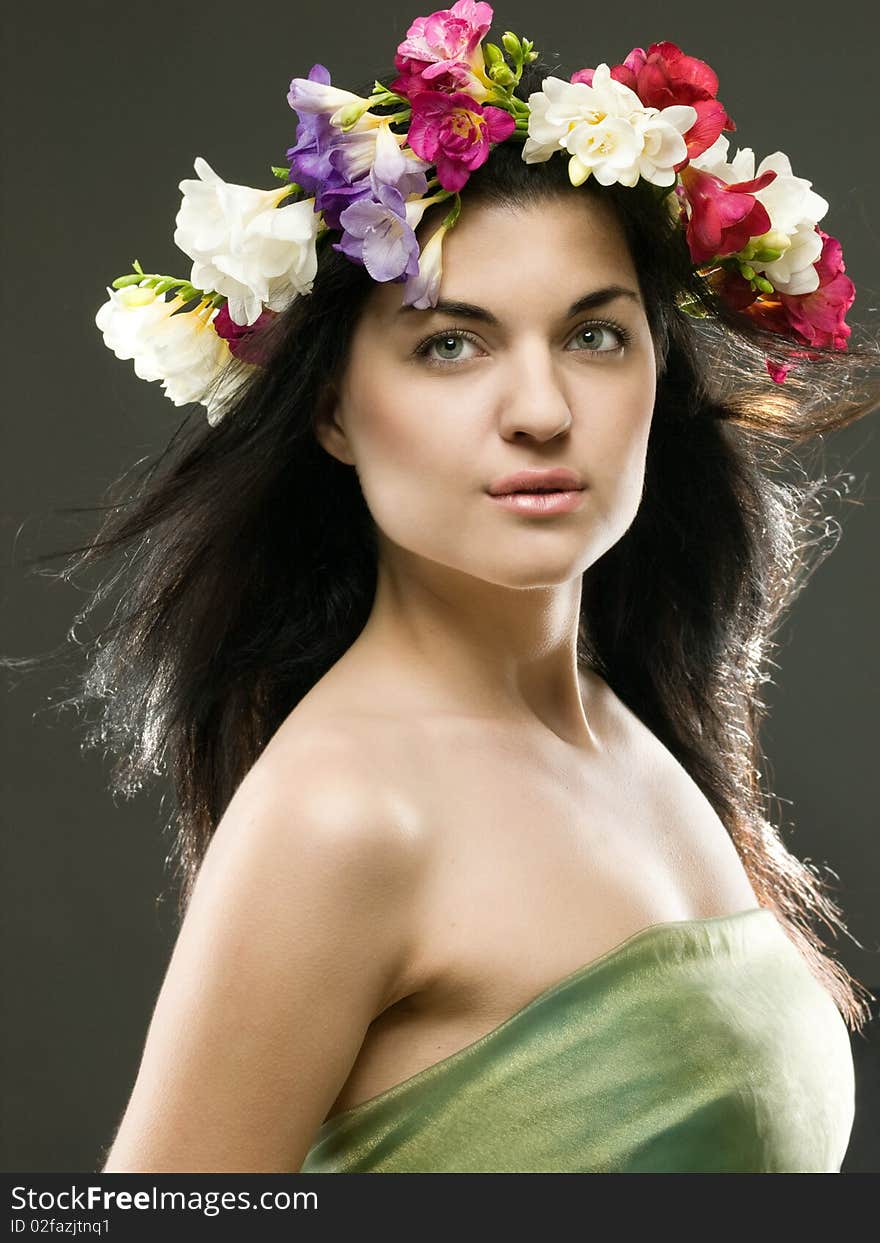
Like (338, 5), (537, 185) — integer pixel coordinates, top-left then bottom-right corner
(8, 57), (880, 1031)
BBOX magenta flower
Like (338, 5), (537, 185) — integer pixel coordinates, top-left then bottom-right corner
(392, 0), (493, 100)
(212, 303), (278, 365)
(572, 41), (734, 162)
(706, 231), (855, 381)
(407, 90), (515, 191)
(679, 163), (777, 265)
(777, 230), (855, 350)
(766, 359), (792, 384)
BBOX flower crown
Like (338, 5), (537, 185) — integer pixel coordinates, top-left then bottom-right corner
(96, 1), (856, 424)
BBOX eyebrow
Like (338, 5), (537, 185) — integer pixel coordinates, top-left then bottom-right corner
(396, 284), (642, 324)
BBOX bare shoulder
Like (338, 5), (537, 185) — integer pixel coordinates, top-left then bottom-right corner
(101, 713), (430, 1173)
(254, 711), (426, 845)
(226, 711), (433, 1001)
(256, 707), (430, 858)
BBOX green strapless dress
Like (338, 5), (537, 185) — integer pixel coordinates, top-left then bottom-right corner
(299, 908), (855, 1173)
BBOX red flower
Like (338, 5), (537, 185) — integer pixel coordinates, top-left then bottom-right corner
(679, 163), (776, 265)
(776, 231), (855, 351)
(712, 231), (854, 352)
(407, 90), (515, 192)
(213, 303), (278, 365)
(765, 359), (793, 384)
(705, 233), (855, 381)
(571, 41), (735, 162)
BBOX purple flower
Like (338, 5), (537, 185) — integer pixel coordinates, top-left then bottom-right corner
(331, 123), (433, 283)
(287, 65), (431, 233)
(333, 180), (421, 282)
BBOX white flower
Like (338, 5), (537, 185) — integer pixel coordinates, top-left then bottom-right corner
(404, 192), (448, 233)
(690, 136), (828, 293)
(760, 221), (824, 295)
(96, 285), (238, 420)
(401, 221), (448, 309)
(146, 304), (231, 410)
(630, 108), (696, 187)
(523, 67), (695, 188)
(174, 157), (321, 327)
(95, 285), (184, 379)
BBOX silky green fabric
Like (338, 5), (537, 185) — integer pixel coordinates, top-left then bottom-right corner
(299, 908), (855, 1173)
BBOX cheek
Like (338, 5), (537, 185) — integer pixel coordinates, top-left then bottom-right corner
(345, 380), (463, 532)
(582, 371), (655, 525)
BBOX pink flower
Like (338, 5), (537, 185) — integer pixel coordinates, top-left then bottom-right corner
(572, 42), (734, 162)
(407, 90), (515, 191)
(716, 232), (854, 352)
(679, 163), (776, 265)
(776, 230), (855, 350)
(766, 359), (793, 383)
(392, 0), (493, 100)
(705, 233), (855, 380)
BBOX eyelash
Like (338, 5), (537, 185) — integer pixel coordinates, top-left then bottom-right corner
(412, 319), (632, 368)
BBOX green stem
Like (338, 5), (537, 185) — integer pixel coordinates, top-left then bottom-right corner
(110, 269), (215, 306)
(442, 192), (462, 230)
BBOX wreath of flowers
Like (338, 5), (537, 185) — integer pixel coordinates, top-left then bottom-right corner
(95, 1), (856, 423)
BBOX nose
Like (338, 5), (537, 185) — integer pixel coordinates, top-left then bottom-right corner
(495, 339), (573, 442)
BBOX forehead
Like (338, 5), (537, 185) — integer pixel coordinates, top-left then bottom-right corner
(368, 191), (638, 323)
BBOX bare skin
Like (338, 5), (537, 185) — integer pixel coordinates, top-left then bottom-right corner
(279, 191), (762, 1124)
(269, 665), (760, 1126)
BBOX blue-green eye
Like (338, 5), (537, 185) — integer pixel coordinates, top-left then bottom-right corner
(414, 319), (631, 368)
(567, 322), (628, 353)
(417, 331), (480, 364)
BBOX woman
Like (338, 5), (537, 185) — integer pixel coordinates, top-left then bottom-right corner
(29, 11), (880, 1172)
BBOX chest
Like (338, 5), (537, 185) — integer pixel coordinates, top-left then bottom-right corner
(323, 716), (760, 1122)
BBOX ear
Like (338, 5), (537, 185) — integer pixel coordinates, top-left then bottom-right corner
(313, 382), (356, 466)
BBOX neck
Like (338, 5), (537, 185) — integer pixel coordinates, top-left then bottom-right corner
(347, 541), (601, 751)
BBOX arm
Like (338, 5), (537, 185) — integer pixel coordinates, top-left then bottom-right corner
(101, 727), (425, 1172)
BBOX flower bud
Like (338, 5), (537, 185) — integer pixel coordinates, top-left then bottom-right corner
(501, 31), (521, 59)
(489, 62), (515, 86)
(755, 229), (791, 256)
(483, 42), (504, 66)
(118, 285), (159, 308)
(332, 101), (368, 129)
(752, 246), (785, 264)
(753, 276), (775, 294)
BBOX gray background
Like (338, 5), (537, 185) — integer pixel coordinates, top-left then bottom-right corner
(2, 0), (877, 1171)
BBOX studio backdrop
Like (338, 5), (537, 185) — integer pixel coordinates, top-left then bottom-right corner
(2, 0), (878, 1172)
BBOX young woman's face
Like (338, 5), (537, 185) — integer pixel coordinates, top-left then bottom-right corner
(317, 192), (658, 588)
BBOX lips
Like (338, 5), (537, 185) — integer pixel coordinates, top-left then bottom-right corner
(487, 468), (585, 496)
